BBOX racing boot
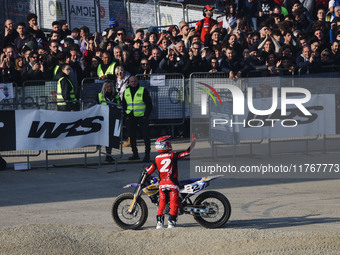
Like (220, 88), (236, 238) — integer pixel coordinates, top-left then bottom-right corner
(156, 215), (164, 229)
(168, 214), (177, 229)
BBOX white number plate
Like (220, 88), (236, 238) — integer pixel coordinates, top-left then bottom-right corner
(181, 181), (205, 194)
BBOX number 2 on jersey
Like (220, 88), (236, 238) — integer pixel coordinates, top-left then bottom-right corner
(159, 158), (171, 172)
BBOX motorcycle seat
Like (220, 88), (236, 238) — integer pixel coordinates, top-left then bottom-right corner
(178, 178), (201, 189)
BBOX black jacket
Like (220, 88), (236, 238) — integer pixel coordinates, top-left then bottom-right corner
(21, 62), (50, 82)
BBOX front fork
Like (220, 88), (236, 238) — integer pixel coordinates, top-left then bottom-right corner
(128, 173), (147, 213)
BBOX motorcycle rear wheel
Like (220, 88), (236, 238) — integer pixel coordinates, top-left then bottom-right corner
(112, 192), (148, 230)
(193, 191), (231, 228)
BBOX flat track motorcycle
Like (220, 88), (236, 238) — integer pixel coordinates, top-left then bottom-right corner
(112, 170), (231, 229)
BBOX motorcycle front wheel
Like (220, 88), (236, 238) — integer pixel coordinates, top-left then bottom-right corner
(112, 192), (148, 230)
(193, 191), (231, 228)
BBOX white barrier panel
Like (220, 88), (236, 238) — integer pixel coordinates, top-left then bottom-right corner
(158, 1), (184, 27)
(186, 5), (202, 23)
(68, 0), (110, 32)
(137, 74), (185, 120)
(39, 0), (66, 29)
(69, 0), (97, 32)
(129, 0), (157, 33)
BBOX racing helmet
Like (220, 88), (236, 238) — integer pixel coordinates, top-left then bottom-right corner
(155, 135), (172, 153)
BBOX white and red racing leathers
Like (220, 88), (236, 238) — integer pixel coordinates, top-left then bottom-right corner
(146, 139), (196, 216)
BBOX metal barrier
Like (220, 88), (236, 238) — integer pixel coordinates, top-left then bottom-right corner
(0, 88), (42, 163)
(21, 80), (58, 110)
(322, 87), (340, 152)
(45, 146), (99, 169)
(2, 73), (340, 166)
(128, 0), (158, 34)
(0, 82), (19, 110)
(0, 80), (123, 169)
(136, 73), (186, 136)
(42, 99), (123, 169)
(189, 72), (229, 120)
(0, 82), (42, 162)
(298, 65), (340, 77)
(81, 78), (106, 110)
(247, 68), (295, 78)
(246, 75), (339, 155)
(189, 73), (340, 157)
(110, 0), (132, 35)
(158, 1), (185, 27)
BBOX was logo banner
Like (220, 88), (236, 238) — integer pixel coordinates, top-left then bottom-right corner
(0, 105), (121, 151)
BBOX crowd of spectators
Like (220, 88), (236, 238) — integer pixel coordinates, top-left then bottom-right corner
(1, 0), (340, 93)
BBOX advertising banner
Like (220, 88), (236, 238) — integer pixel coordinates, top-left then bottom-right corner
(0, 105), (121, 151)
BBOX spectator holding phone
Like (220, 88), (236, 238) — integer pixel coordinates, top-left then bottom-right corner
(21, 51), (49, 81)
(0, 46), (16, 83)
(3, 19), (18, 48)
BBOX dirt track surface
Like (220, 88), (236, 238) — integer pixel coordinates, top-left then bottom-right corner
(1, 147), (340, 254)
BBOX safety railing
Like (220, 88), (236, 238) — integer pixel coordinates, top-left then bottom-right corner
(190, 73), (340, 157)
(0, 82), (42, 162)
(136, 73), (186, 136)
(189, 72), (229, 121)
(21, 80), (58, 110)
(0, 85), (42, 163)
(157, 1), (185, 28)
(2, 72), (340, 167)
(41, 98), (123, 169)
(0, 80), (123, 168)
(81, 77), (106, 110)
(247, 68), (295, 78)
(298, 65), (340, 77)
(0, 82), (19, 110)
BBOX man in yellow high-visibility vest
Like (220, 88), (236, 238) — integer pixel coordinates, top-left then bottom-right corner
(97, 51), (116, 80)
(121, 76), (153, 162)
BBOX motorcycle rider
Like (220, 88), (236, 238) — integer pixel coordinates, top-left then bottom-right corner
(145, 134), (196, 229)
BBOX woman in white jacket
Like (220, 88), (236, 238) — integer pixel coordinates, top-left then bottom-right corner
(222, 3), (237, 32)
(115, 65), (131, 147)
(115, 65), (130, 100)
